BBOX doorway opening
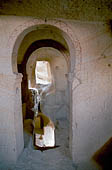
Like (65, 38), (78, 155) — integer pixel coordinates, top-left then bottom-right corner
(12, 23), (77, 159)
(35, 61), (52, 85)
(22, 46), (69, 150)
(26, 60), (56, 149)
(23, 58), (56, 149)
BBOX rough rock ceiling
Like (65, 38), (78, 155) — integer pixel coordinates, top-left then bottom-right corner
(0, 0), (112, 21)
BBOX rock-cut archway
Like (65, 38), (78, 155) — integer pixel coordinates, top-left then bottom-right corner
(10, 19), (82, 162)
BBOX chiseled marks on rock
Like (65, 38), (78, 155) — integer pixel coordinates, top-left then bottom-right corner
(0, 0), (112, 21)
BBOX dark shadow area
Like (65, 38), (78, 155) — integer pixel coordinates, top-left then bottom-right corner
(109, 19), (112, 33)
(92, 137), (112, 170)
(21, 39), (67, 66)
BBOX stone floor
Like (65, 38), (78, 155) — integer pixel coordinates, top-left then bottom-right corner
(13, 140), (76, 170)
(0, 119), (76, 170)
(14, 122), (76, 170)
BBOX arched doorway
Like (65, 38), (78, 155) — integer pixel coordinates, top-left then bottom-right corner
(19, 40), (70, 150)
(11, 21), (81, 161)
(25, 47), (69, 148)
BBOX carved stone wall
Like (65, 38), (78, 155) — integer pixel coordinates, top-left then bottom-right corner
(0, 16), (112, 170)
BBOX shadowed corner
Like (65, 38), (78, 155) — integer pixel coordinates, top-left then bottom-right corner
(107, 19), (112, 36)
(92, 137), (112, 170)
(109, 20), (112, 33)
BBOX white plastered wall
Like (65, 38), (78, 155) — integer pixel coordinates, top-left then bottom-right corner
(70, 21), (112, 169)
(0, 16), (25, 166)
